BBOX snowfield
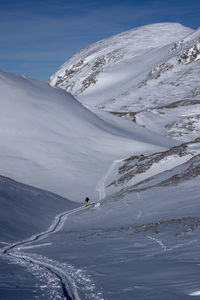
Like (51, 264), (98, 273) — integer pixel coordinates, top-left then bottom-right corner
(0, 70), (174, 202)
(1, 22), (200, 300)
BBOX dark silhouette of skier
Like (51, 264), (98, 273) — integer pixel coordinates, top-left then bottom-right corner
(85, 197), (90, 207)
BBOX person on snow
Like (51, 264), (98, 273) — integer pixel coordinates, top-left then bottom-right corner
(85, 197), (90, 207)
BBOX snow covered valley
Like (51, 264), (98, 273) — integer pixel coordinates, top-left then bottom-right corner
(1, 22), (200, 299)
(1, 153), (200, 299)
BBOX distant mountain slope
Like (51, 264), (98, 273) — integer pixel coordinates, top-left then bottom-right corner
(49, 23), (200, 142)
(49, 23), (193, 108)
(0, 70), (174, 201)
(105, 138), (200, 198)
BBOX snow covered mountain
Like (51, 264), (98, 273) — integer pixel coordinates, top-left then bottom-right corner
(0, 70), (173, 202)
(49, 23), (200, 141)
(2, 139), (200, 299)
(49, 23), (193, 106)
(1, 22), (200, 300)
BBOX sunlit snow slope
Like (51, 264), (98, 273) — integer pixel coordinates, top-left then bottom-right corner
(0, 70), (176, 201)
(49, 23), (193, 108)
(49, 23), (200, 142)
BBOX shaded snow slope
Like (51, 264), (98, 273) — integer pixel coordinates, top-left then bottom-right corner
(49, 22), (193, 108)
(0, 176), (80, 300)
(0, 175), (78, 243)
(0, 70), (175, 201)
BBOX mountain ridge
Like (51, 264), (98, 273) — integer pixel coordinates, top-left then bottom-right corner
(49, 22), (193, 106)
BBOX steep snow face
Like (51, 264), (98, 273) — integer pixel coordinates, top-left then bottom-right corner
(49, 23), (193, 107)
(0, 70), (175, 201)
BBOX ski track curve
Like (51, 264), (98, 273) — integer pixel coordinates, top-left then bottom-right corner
(2, 204), (103, 300)
(2, 157), (127, 299)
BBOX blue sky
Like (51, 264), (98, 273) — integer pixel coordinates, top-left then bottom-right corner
(1, 0), (200, 81)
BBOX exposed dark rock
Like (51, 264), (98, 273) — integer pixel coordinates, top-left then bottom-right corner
(78, 215), (200, 240)
(92, 56), (106, 71)
(108, 141), (194, 187)
(170, 40), (184, 52)
(178, 43), (200, 64)
(110, 111), (138, 122)
(138, 62), (173, 87)
(114, 153), (200, 198)
(76, 71), (99, 95)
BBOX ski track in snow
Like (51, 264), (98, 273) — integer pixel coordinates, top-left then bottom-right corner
(2, 157), (128, 299)
(147, 235), (167, 252)
(18, 242), (52, 250)
(136, 192), (142, 220)
(96, 158), (124, 200)
(3, 157), (198, 299)
(146, 236), (198, 255)
(2, 205), (104, 300)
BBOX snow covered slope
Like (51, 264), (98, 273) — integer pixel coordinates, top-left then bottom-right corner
(49, 23), (193, 108)
(104, 138), (200, 198)
(0, 175), (78, 243)
(35, 139), (200, 299)
(13, 142), (200, 299)
(0, 70), (175, 202)
(0, 175), (80, 300)
(1, 138), (200, 299)
(49, 23), (200, 142)
(2, 22), (200, 300)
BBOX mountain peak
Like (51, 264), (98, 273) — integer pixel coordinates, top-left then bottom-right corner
(49, 23), (193, 107)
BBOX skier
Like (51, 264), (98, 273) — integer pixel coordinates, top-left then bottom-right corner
(85, 197), (90, 207)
